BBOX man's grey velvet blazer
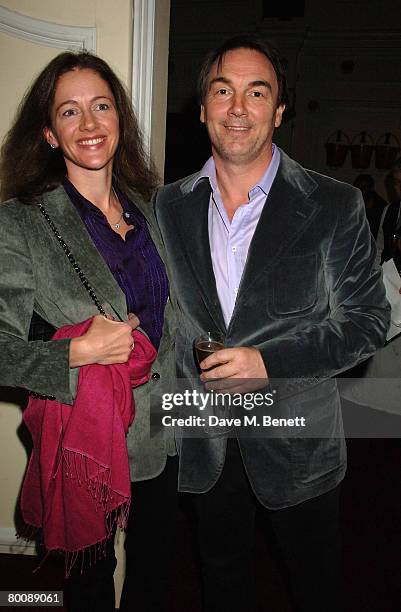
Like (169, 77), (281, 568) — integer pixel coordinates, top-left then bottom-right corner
(0, 185), (176, 481)
(155, 149), (390, 509)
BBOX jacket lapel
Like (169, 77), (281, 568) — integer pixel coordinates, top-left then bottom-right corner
(40, 186), (127, 320)
(166, 179), (226, 332)
(228, 151), (320, 328)
(127, 187), (179, 309)
(129, 188), (168, 273)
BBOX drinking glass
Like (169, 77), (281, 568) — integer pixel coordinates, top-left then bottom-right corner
(194, 332), (225, 368)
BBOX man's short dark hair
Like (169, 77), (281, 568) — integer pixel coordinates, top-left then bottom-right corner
(197, 35), (289, 108)
(354, 174), (375, 190)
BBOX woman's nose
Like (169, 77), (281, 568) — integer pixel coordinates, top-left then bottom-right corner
(80, 110), (96, 130)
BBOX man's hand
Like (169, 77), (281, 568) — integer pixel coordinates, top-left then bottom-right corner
(199, 347), (268, 393)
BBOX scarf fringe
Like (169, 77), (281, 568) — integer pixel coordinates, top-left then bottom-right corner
(18, 448), (131, 577)
(59, 447), (129, 518)
(60, 447), (130, 576)
(18, 510), (130, 578)
(63, 503), (130, 577)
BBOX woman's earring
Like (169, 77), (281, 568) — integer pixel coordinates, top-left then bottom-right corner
(50, 143), (57, 149)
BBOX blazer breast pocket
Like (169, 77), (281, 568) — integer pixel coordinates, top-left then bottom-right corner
(270, 253), (319, 317)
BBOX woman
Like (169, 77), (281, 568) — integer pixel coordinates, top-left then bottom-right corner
(0, 52), (177, 611)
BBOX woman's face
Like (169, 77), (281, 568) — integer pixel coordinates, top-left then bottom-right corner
(44, 68), (119, 176)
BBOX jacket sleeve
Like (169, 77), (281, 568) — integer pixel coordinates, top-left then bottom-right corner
(258, 190), (391, 381)
(0, 203), (75, 404)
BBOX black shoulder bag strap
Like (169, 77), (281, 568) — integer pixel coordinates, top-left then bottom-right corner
(29, 202), (106, 341)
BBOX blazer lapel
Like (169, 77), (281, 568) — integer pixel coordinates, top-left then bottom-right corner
(128, 188), (166, 266)
(166, 180), (226, 332)
(230, 151), (320, 323)
(127, 187), (179, 310)
(40, 186), (127, 320)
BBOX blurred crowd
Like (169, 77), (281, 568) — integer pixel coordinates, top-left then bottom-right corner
(353, 158), (401, 270)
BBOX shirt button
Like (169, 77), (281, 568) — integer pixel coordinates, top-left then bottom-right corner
(231, 246), (237, 252)
(151, 372), (160, 380)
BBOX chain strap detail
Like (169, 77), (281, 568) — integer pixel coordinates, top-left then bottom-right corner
(38, 202), (107, 316)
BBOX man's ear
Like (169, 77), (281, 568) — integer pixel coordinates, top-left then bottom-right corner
(200, 104), (205, 124)
(43, 126), (59, 148)
(274, 104), (286, 129)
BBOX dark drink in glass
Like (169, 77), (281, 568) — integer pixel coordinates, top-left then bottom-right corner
(194, 332), (224, 368)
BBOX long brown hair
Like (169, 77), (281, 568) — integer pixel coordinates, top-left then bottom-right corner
(0, 52), (159, 203)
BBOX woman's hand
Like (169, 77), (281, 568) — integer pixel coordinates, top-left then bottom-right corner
(69, 313), (140, 367)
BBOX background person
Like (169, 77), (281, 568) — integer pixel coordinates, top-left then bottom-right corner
(382, 158), (401, 264)
(353, 173), (388, 240)
(0, 51), (176, 612)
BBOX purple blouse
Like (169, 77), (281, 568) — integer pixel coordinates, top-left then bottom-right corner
(62, 178), (168, 349)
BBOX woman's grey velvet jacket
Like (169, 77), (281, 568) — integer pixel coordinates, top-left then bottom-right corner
(0, 185), (176, 481)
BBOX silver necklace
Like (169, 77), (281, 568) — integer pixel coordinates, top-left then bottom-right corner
(111, 211), (124, 230)
(110, 188), (124, 229)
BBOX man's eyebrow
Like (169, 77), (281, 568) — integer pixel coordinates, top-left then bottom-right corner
(249, 80), (272, 92)
(55, 95), (113, 113)
(208, 77), (272, 92)
(208, 76), (231, 89)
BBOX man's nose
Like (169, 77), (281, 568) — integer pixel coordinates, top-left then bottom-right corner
(228, 92), (247, 117)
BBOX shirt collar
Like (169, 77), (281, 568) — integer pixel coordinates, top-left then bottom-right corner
(62, 177), (142, 228)
(192, 144), (280, 198)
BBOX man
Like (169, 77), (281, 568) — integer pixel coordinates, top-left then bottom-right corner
(155, 36), (389, 611)
(382, 158), (401, 264)
(353, 173), (388, 240)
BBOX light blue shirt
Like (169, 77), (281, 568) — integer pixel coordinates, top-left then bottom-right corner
(193, 145), (280, 326)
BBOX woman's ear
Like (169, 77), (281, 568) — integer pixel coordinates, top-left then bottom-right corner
(43, 127), (59, 149)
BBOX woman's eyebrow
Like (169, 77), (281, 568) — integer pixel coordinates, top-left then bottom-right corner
(55, 95), (113, 113)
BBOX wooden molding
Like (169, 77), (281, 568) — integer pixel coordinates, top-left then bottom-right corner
(132, 0), (156, 154)
(0, 5), (96, 51)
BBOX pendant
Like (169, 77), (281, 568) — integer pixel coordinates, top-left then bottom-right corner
(115, 223), (121, 229)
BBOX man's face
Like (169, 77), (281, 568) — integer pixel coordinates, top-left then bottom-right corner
(200, 48), (285, 167)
